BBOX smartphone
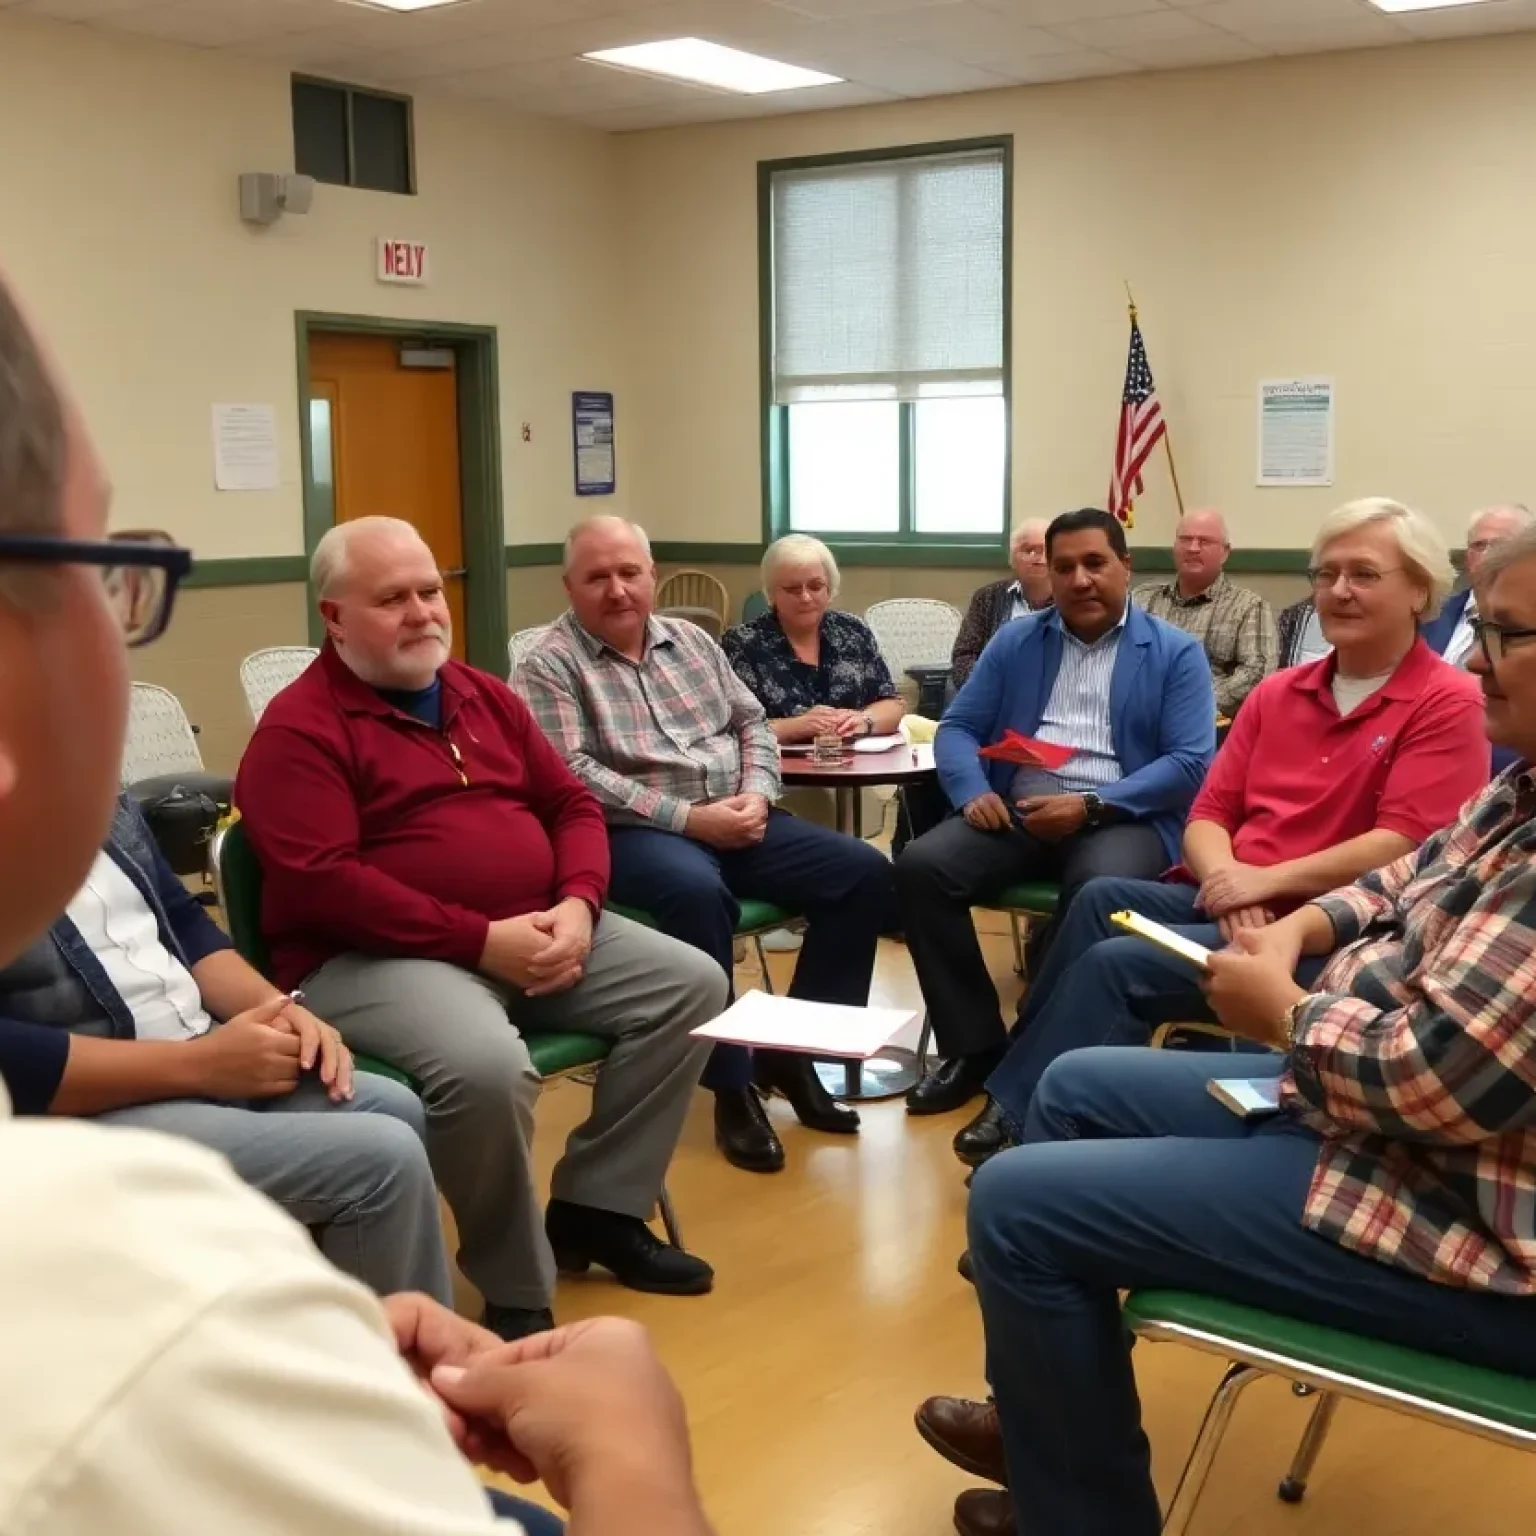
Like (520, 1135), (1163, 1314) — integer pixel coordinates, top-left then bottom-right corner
(1109, 910), (1214, 972)
(1207, 1077), (1283, 1119)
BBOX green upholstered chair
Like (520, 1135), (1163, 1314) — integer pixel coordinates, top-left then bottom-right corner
(608, 898), (804, 995)
(983, 880), (1061, 975)
(210, 818), (683, 1247)
(1124, 1288), (1536, 1533)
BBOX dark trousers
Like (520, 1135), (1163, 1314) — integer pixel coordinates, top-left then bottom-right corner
(894, 816), (1165, 1059)
(487, 1488), (564, 1532)
(986, 875), (1326, 1122)
(970, 1048), (1536, 1536)
(608, 810), (895, 1091)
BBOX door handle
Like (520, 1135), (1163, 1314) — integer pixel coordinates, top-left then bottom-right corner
(442, 567), (468, 578)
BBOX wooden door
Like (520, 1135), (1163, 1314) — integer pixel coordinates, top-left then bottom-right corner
(308, 331), (467, 657)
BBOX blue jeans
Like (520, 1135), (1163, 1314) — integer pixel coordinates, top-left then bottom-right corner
(486, 1487), (564, 1532)
(608, 810), (894, 1090)
(969, 1048), (1536, 1536)
(987, 876), (1322, 1124)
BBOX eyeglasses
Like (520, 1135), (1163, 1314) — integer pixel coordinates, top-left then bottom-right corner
(0, 529), (191, 646)
(1306, 565), (1402, 593)
(1472, 616), (1536, 666)
(1175, 536), (1224, 550)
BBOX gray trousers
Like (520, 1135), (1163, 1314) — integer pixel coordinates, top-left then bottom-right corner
(301, 913), (723, 1310)
(96, 1070), (452, 1304)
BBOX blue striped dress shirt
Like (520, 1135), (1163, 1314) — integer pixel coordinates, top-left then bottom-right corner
(1033, 608), (1126, 793)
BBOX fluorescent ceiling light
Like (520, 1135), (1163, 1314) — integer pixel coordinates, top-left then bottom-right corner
(583, 38), (843, 95)
(343, 0), (476, 12)
(1368, 1), (1498, 11)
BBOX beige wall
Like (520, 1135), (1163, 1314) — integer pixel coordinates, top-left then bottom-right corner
(0, 10), (631, 560)
(616, 34), (1536, 555)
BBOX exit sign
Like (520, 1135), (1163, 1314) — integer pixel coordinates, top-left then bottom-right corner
(377, 238), (429, 285)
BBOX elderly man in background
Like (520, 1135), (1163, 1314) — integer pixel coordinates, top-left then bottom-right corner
(521, 516), (895, 1177)
(1135, 508), (1276, 717)
(237, 516), (724, 1340)
(951, 518), (1052, 688)
(1423, 502), (1534, 665)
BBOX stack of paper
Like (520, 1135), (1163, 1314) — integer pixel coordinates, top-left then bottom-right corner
(691, 990), (917, 1059)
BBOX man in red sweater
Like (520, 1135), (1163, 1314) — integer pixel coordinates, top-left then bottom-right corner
(235, 516), (726, 1342)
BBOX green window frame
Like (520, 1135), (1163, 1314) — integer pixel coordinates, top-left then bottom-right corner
(758, 136), (1013, 568)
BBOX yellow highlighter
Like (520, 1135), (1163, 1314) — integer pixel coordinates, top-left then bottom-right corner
(1109, 910), (1215, 973)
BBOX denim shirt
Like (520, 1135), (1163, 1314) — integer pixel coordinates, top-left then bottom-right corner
(0, 797), (231, 1110)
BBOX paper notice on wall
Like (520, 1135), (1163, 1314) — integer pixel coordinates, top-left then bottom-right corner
(1257, 378), (1334, 487)
(212, 403), (280, 492)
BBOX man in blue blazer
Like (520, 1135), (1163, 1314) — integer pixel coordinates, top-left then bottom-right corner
(1422, 503), (1531, 775)
(897, 508), (1216, 1115)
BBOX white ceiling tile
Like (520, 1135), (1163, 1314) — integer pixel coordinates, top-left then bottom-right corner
(812, 41), (1018, 94)
(1049, 8), (1227, 49)
(1179, 0), (1383, 29)
(578, 103), (700, 131)
(998, 46), (1136, 80)
(976, 0), (1170, 23)
(102, 0), (322, 48)
(1103, 30), (1266, 66)
(17, 0), (172, 18)
(767, 0), (967, 16)
(887, 1), (1082, 65)
(1183, 0), (1410, 47)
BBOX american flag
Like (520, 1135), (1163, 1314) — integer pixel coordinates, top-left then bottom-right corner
(1108, 313), (1166, 528)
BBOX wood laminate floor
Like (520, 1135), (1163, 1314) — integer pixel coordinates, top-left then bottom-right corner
(466, 919), (1535, 1534)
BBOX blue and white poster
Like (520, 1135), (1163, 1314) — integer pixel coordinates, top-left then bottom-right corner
(573, 391), (616, 496)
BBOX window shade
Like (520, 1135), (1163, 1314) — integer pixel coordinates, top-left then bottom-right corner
(770, 147), (1005, 405)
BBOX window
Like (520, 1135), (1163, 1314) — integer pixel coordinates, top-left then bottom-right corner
(761, 140), (1010, 553)
(293, 77), (414, 195)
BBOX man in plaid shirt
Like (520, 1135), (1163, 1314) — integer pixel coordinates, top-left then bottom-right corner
(921, 527), (1536, 1536)
(519, 516), (895, 1177)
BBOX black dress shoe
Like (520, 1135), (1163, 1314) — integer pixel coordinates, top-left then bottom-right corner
(906, 1054), (998, 1116)
(545, 1199), (714, 1295)
(482, 1303), (554, 1342)
(957, 1249), (975, 1286)
(953, 1097), (1015, 1168)
(755, 1050), (860, 1134)
(713, 1087), (786, 1173)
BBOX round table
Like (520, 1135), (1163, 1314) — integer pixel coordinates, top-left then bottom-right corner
(778, 741), (936, 1102)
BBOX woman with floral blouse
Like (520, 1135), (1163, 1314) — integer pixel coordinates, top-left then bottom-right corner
(722, 535), (906, 743)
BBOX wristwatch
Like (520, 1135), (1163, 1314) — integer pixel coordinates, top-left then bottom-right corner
(1081, 791), (1105, 828)
(861, 712), (876, 736)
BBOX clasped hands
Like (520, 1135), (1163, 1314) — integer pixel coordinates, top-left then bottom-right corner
(480, 898), (594, 997)
(792, 705), (868, 742)
(385, 1295), (698, 1518)
(962, 791), (1085, 841)
(685, 793), (770, 850)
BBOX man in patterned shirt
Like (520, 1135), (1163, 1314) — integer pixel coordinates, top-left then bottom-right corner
(520, 516), (895, 1176)
(917, 527), (1536, 1536)
(1134, 508), (1277, 718)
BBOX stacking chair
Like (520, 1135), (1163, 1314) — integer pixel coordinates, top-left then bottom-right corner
(506, 624), (550, 685)
(864, 598), (964, 711)
(211, 818), (684, 1248)
(656, 569), (730, 639)
(1125, 1288), (1536, 1533)
(122, 683), (231, 888)
(239, 646), (319, 724)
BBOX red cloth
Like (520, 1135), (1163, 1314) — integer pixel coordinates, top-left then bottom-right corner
(234, 644), (610, 990)
(1177, 640), (1490, 905)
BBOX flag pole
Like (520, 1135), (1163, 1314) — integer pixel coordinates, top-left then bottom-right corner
(1123, 281), (1187, 518)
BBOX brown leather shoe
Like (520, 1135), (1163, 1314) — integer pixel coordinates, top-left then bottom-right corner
(915, 1396), (1007, 1486)
(954, 1488), (1016, 1536)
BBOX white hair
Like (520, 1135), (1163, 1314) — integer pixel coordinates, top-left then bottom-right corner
(310, 515), (430, 599)
(761, 533), (840, 599)
(1467, 503), (1534, 539)
(1009, 518), (1048, 550)
(1311, 497), (1455, 616)
(562, 515), (652, 573)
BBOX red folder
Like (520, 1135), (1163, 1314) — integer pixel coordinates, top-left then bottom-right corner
(977, 729), (1075, 771)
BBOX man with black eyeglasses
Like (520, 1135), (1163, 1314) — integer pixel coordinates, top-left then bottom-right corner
(921, 520), (1536, 1536)
(0, 274), (715, 1536)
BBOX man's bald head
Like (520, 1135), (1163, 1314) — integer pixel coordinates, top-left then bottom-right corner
(1172, 507), (1231, 595)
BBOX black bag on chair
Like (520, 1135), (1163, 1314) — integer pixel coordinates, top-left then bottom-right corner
(127, 774), (231, 879)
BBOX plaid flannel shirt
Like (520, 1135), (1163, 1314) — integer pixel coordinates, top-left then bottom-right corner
(1283, 768), (1536, 1293)
(1134, 573), (1277, 717)
(519, 611), (781, 832)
